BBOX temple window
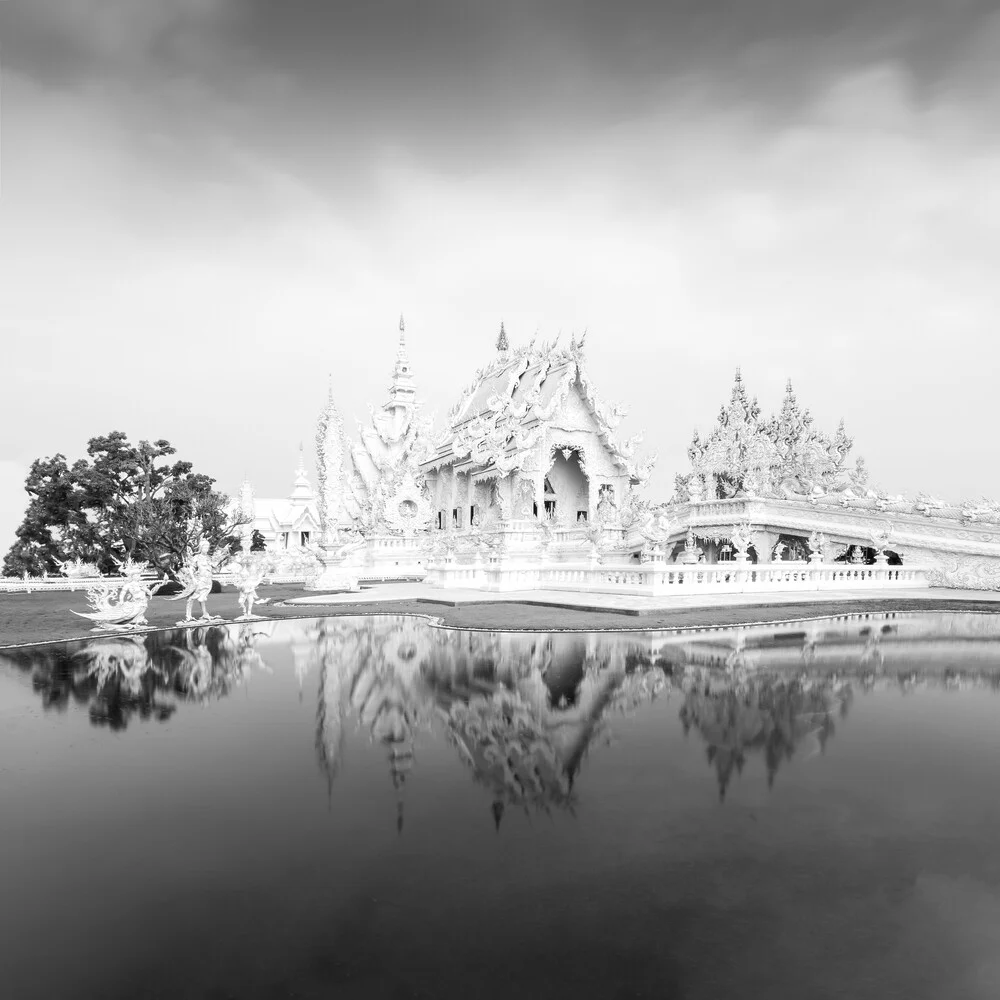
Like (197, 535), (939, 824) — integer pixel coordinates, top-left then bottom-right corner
(719, 543), (733, 562)
(280, 532), (288, 548)
(301, 531), (310, 546)
(533, 502), (538, 517)
(598, 484), (615, 503)
(577, 510), (588, 523)
(437, 511), (444, 530)
(544, 499), (556, 517)
(452, 508), (460, 527)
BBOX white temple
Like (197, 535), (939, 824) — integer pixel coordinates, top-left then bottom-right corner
(238, 447), (320, 551)
(239, 319), (1000, 593)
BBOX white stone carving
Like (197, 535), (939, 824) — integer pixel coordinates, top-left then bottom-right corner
(70, 559), (166, 632)
(232, 551), (271, 620)
(165, 538), (227, 624)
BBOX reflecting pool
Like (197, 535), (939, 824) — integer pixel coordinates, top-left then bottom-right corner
(2, 612), (1000, 999)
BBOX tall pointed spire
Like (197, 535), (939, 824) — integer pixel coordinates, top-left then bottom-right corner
(387, 314), (417, 410)
(290, 442), (313, 502)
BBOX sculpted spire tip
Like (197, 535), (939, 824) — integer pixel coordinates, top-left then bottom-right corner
(496, 320), (509, 353)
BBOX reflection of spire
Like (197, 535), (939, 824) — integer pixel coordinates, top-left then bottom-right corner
(315, 636), (346, 795)
(492, 800), (504, 832)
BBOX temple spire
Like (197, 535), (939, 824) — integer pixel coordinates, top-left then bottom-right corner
(496, 320), (509, 353)
(387, 315), (417, 409)
(290, 441), (313, 501)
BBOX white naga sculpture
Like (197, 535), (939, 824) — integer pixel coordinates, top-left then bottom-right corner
(71, 558), (166, 632)
(166, 538), (227, 625)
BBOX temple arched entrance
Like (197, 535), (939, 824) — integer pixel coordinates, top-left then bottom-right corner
(545, 448), (589, 524)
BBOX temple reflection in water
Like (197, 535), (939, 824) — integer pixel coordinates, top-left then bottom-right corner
(3, 612), (1000, 824)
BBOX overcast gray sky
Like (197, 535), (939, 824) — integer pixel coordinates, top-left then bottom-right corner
(2, 0), (999, 552)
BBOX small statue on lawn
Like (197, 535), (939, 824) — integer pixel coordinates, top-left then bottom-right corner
(232, 551), (271, 620)
(166, 538), (227, 625)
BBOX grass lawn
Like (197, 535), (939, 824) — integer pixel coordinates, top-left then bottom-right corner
(2, 582), (1000, 648)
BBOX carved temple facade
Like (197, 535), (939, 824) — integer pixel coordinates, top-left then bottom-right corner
(237, 320), (1000, 594)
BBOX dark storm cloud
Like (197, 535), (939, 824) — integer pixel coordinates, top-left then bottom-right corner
(5, 1), (998, 131)
(3, 0), (995, 223)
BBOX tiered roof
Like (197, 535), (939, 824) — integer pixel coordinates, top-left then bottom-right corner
(423, 328), (653, 483)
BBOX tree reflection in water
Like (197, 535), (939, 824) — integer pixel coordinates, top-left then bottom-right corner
(2, 623), (274, 730)
(4, 612), (1000, 821)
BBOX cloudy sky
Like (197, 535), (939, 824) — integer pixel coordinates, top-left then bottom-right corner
(2, 0), (999, 551)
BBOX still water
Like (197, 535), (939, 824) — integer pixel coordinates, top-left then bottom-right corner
(1, 612), (999, 1000)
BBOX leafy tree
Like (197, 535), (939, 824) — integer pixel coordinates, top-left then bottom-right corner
(3, 432), (249, 577)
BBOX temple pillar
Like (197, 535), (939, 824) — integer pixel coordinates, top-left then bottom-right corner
(752, 529), (782, 563)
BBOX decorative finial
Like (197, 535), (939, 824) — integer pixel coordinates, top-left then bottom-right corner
(785, 378), (793, 393)
(399, 313), (405, 333)
(735, 367), (742, 382)
(496, 320), (509, 353)
(327, 373), (333, 401)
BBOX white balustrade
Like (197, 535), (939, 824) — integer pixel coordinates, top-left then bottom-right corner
(426, 559), (930, 596)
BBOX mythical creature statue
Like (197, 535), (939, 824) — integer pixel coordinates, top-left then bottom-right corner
(729, 519), (755, 559)
(868, 522), (895, 563)
(231, 551), (272, 620)
(807, 530), (827, 562)
(70, 560), (166, 632)
(638, 508), (674, 561)
(165, 538), (227, 625)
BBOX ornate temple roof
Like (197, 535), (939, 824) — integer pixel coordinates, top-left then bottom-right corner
(423, 327), (653, 483)
(236, 449), (320, 536)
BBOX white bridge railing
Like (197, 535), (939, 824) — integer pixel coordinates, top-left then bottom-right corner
(426, 559), (929, 596)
